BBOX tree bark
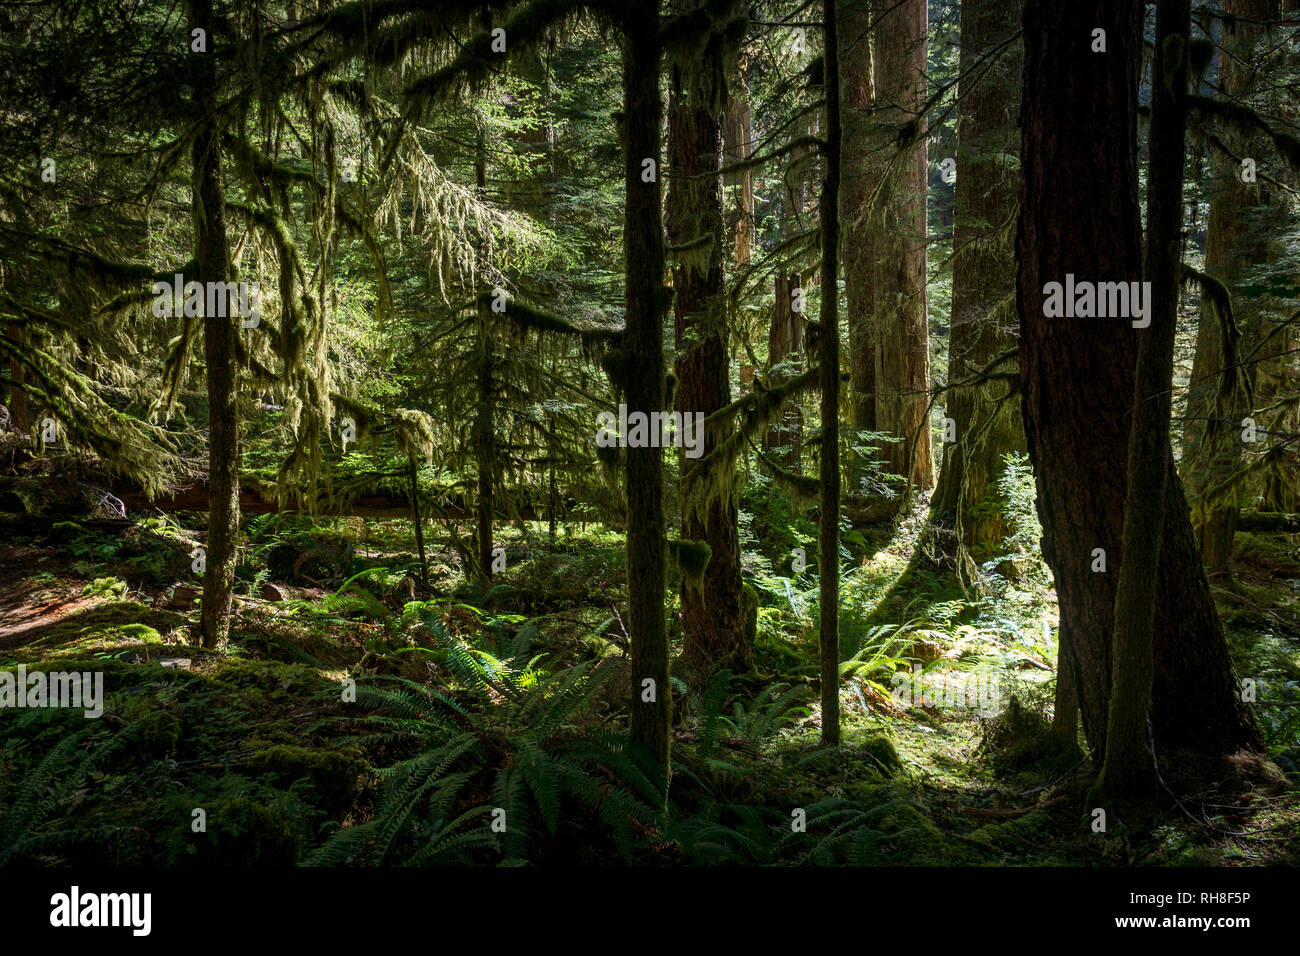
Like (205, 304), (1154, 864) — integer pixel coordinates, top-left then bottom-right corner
(6, 321), (28, 435)
(667, 0), (749, 679)
(764, 272), (804, 466)
(1256, 1), (1300, 513)
(622, 0), (671, 787)
(929, 0), (1025, 554)
(190, 0), (239, 651)
(872, 0), (933, 494)
(409, 456), (428, 586)
(840, 0), (877, 460)
(1017, 0), (1263, 770)
(1097, 0), (1189, 801)
(474, 123), (495, 583)
(820, 0), (843, 747)
(722, 74), (754, 269)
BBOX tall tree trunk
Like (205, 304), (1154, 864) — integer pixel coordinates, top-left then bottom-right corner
(409, 456), (428, 586)
(929, 0), (1025, 554)
(1017, 0), (1263, 769)
(191, 0), (239, 651)
(840, 0), (877, 465)
(667, 0), (749, 678)
(474, 122), (494, 583)
(1097, 0), (1189, 801)
(766, 116), (810, 463)
(1182, 0), (1276, 572)
(623, 0), (671, 786)
(722, 74), (754, 269)
(764, 272), (804, 466)
(820, 0), (843, 747)
(872, 0), (933, 494)
(6, 321), (28, 435)
(1255, 0), (1299, 514)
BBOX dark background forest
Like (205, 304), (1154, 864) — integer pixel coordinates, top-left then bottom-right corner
(0, 0), (1298, 869)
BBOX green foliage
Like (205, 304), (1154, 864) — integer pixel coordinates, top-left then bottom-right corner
(314, 659), (664, 865)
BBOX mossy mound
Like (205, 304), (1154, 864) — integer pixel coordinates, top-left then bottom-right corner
(13, 601), (187, 660)
(978, 696), (1062, 774)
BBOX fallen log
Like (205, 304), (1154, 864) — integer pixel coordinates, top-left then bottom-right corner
(114, 485), (565, 521)
(1236, 512), (1300, 533)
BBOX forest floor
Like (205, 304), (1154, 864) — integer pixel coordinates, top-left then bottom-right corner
(1, 503), (1298, 866)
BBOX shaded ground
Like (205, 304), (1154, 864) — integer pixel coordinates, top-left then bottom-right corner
(1, 510), (1297, 866)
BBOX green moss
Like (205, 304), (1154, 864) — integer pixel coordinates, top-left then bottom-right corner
(1234, 531), (1300, 575)
(856, 733), (903, 778)
(51, 520), (83, 542)
(184, 796), (302, 866)
(668, 538), (712, 588)
(117, 700), (183, 757)
(16, 603), (186, 661)
(963, 809), (1053, 852)
(980, 696), (1060, 774)
(600, 349), (630, 391)
(244, 744), (366, 813)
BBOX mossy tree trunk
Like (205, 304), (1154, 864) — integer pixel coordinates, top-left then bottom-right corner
(819, 0), (843, 748)
(722, 75), (754, 269)
(622, 0), (671, 787)
(929, 0), (1024, 557)
(1017, 0), (1263, 770)
(763, 272), (804, 467)
(474, 121), (495, 584)
(1097, 0), (1188, 802)
(6, 321), (27, 435)
(872, 0), (933, 496)
(409, 456), (428, 586)
(667, 0), (750, 679)
(191, 0), (239, 651)
(839, 0), (877, 488)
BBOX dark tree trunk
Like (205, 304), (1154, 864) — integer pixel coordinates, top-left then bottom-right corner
(409, 456), (428, 586)
(667, 0), (749, 679)
(722, 76), (754, 269)
(622, 0), (671, 786)
(872, 0), (933, 494)
(474, 314), (494, 583)
(474, 124), (495, 584)
(764, 272), (804, 466)
(1097, 0), (1189, 801)
(820, 0), (843, 747)
(930, 0), (1025, 554)
(191, 0), (239, 651)
(1017, 0), (1263, 770)
(6, 321), (28, 435)
(839, 0), (877, 461)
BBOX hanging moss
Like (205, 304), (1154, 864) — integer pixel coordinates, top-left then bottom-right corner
(681, 365), (820, 512)
(600, 349), (630, 392)
(392, 407), (436, 462)
(0, 332), (187, 498)
(668, 538), (712, 589)
(748, 434), (819, 503)
(667, 233), (715, 273)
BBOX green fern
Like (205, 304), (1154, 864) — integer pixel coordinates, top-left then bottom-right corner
(319, 659), (664, 865)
